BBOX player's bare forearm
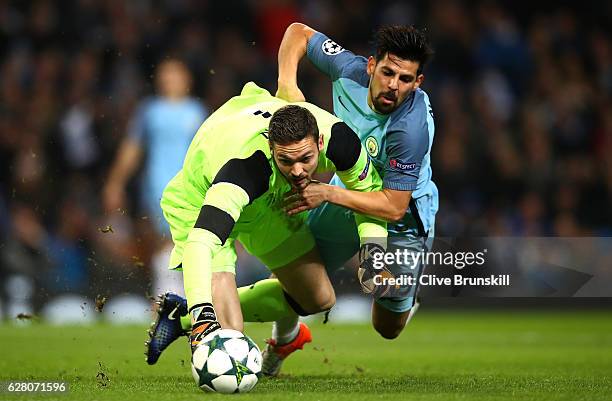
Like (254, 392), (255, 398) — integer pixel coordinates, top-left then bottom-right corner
(284, 183), (410, 223)
(277, 23), (316, 101)
(326, 186), (411, 223)
(103, 138), (143, 211)
(106, 138), (143, 187)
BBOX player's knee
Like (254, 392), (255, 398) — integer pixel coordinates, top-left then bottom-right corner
(374, 321), (404, 340)
(298, 288), (335, 314)
(284, 288), (335, 316)
(372, 308), (409, 340)
(312, 289), (335, 313)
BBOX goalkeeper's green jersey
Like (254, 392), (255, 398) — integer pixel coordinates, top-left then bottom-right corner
(160, 82), (386, 309)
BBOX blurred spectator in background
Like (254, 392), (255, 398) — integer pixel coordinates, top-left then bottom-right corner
(102, 59), (207, 296)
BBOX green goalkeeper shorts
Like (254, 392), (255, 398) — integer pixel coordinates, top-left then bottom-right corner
(169, 209), (316, 274)
(238, 209), (316, 270)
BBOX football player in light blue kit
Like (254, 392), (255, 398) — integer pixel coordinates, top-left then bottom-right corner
(264, 23), (438, 372)
(103, 59), (207, 296)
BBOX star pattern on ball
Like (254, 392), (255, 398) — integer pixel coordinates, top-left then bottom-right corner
(190, 329), (262, 393)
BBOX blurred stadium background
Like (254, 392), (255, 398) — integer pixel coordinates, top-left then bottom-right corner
(0, 0), (611, 324)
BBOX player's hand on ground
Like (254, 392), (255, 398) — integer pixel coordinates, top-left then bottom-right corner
(275, 83), (306, 102)
(283, 180), (329, 215)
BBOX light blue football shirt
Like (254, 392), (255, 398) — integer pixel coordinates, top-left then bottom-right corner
(307, 32), (438, 237)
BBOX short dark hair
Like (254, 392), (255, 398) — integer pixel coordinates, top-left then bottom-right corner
(268, 105), (319, 146)
(374, 26), (434, 74)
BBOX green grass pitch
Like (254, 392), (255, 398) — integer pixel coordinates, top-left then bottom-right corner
(0, 310), (610, 400)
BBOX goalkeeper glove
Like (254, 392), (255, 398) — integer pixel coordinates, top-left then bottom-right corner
(357, 243), (394, 298)
(189, 303), (221, 351)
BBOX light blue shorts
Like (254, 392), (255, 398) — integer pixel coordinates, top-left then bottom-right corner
(307, 177), (433, 313)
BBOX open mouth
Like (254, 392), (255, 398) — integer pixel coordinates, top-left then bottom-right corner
(292, 177), (309, 188)
(379, 94), (396, 106)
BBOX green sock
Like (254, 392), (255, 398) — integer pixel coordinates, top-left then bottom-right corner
(238, 278), (297, 323)
(179, 278), (297, 331)
(180, 314), (192, 331)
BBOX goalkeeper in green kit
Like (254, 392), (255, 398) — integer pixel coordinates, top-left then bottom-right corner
(144, 82), (387, 360)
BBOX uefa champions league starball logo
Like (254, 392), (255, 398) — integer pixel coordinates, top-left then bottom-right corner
(322, 39), (345, 55)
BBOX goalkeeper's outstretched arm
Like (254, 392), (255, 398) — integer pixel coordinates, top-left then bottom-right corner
(183, 151), (271, 338)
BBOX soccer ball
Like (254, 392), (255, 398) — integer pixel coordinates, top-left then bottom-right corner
(190, 329), (262, 393)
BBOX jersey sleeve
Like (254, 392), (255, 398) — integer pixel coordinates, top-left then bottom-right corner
(182, 150), (272, 309)
(383, 119), (430, 191)
(324, 122), (387, 240)
(306, 32), (359, 81)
